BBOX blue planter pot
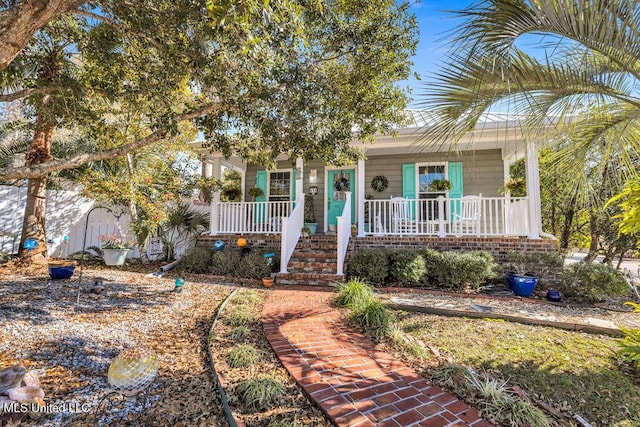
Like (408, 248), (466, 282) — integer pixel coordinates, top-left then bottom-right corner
(48, 262), (76, 280)
(506, 272), (538, 297)
(304, 223), (317, 235)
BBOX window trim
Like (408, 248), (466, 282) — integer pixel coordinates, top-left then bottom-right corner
(267, 169), (293, 201)
(416, 162), (448, 196)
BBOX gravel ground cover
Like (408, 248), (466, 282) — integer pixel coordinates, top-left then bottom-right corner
(0, 266), (230, 426)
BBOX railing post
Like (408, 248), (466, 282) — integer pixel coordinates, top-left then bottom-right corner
(438, 196), (446, 238)
(337, 217), (344, 275)
(280, 217), (289, 273)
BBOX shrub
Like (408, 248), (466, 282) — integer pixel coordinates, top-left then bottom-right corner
(178, 247), (213, 273)
(431, 251), (498, 291)
(228, 326), (251, 342)
(234, 290), (261, 305)
(506, 251), (564, 278)
(234, 251), (273, 279)
(347, 249), (389, 286)
(226, 344), (263, 368)
(558, 262), (630, 302)
(226, 306), (254, 326)
(236, 375), (286, 409)
(418, 248), (445, 286)
(333, 278), (374, 309)
(209, 249), (241, 276)
(388, 250), (426, 286)
(350, 299), (392, 339)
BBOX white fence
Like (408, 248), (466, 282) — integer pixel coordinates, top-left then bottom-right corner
(0, 185), (208, 259)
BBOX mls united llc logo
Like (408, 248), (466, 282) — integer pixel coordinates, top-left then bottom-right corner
(1, 401), (91, 414)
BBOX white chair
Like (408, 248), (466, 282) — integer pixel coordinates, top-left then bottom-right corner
(451, 195), (481, 235)
(391, 197), (416, 234)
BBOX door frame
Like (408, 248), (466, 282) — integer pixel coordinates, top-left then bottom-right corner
(323, 166), (357, 233)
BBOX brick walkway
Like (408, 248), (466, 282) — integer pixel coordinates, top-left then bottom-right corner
(261, 287), (493, 427)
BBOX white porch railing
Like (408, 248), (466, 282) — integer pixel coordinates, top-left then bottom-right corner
(280, 193), (305, 273)
(217, 201), (293, 234)
(336, 192), (352, 276)
(364, 196), (529, 237)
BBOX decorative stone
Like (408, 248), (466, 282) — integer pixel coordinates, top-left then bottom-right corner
(108, 347), (158, 396)
(7, 386), (45, 404)
(0, 366), (25, 393)
(22, 371), (40, 389)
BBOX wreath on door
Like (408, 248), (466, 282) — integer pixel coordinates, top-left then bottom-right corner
(371, 175), (388, 192)
(334, 177), (350, 191)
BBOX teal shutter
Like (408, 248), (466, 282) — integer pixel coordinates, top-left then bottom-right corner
(448, 162), (463, 220)
(255, 171), (267, 201)
(402, 164), (416, 198)
(402, 163), (416, 219)
(255, 170), (267, 223)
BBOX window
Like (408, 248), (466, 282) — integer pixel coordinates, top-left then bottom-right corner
(417, 163), (447, 220)
(268, 171), (291, 201)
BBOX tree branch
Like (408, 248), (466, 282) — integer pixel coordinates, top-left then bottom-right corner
(75, 9), (166, 52)
(0, 87), (55, 102)
(0, 0), (85, 72)
(0, 103), (223, 180)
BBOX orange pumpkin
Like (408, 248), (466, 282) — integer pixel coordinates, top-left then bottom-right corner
(237, 237), (247, 247)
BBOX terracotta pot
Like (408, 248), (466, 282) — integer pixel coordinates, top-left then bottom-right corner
(262, 278), (274, 287)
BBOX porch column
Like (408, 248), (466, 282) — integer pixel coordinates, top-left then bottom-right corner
(356, 158), (365, 237)
(295, 157), (304, 202)
(502, 155), (511, 196)
(524, 140), (542, 239)
(210, 157), (222, 235)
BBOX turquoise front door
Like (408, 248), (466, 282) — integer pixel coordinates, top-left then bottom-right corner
(327, 169), (356, 228)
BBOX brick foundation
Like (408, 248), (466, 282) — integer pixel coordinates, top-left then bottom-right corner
(197, 234), (281, 253)
(350, 235), (559, 264)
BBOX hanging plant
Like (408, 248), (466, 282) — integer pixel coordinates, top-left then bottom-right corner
(428, 179), (452, 192)
(371, 175), (388, 192)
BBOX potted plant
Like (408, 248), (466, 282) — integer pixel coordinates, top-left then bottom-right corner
(261, 252), (276, 287)
(247, 186), (264, 201)
(351, 224), (357, 237)
(428, 179), (453, 192)
(505, 251), (563, 297)
(100, 234), (134, 266)
(47, 259), (76, 280)
(304, 195), (317, 235)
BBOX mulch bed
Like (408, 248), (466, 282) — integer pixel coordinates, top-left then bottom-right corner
(0, 266), (229, 426)
(209, 288), (331, 427)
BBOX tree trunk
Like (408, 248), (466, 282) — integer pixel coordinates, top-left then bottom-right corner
(18, 116), (53, 259)
(125, 153), (149, 263)
(558, 193), (578, 251)
(584, 211), (599, 263)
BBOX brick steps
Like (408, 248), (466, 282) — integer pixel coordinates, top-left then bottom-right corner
(278, 234), (342, 285)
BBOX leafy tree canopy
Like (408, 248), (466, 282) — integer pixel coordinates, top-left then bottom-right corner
(1, 0), (418, 179)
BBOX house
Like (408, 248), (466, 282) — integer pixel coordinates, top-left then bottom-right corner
(196, 110), (558, 285)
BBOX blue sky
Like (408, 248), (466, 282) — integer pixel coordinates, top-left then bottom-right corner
(403, 0), (475, 106)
